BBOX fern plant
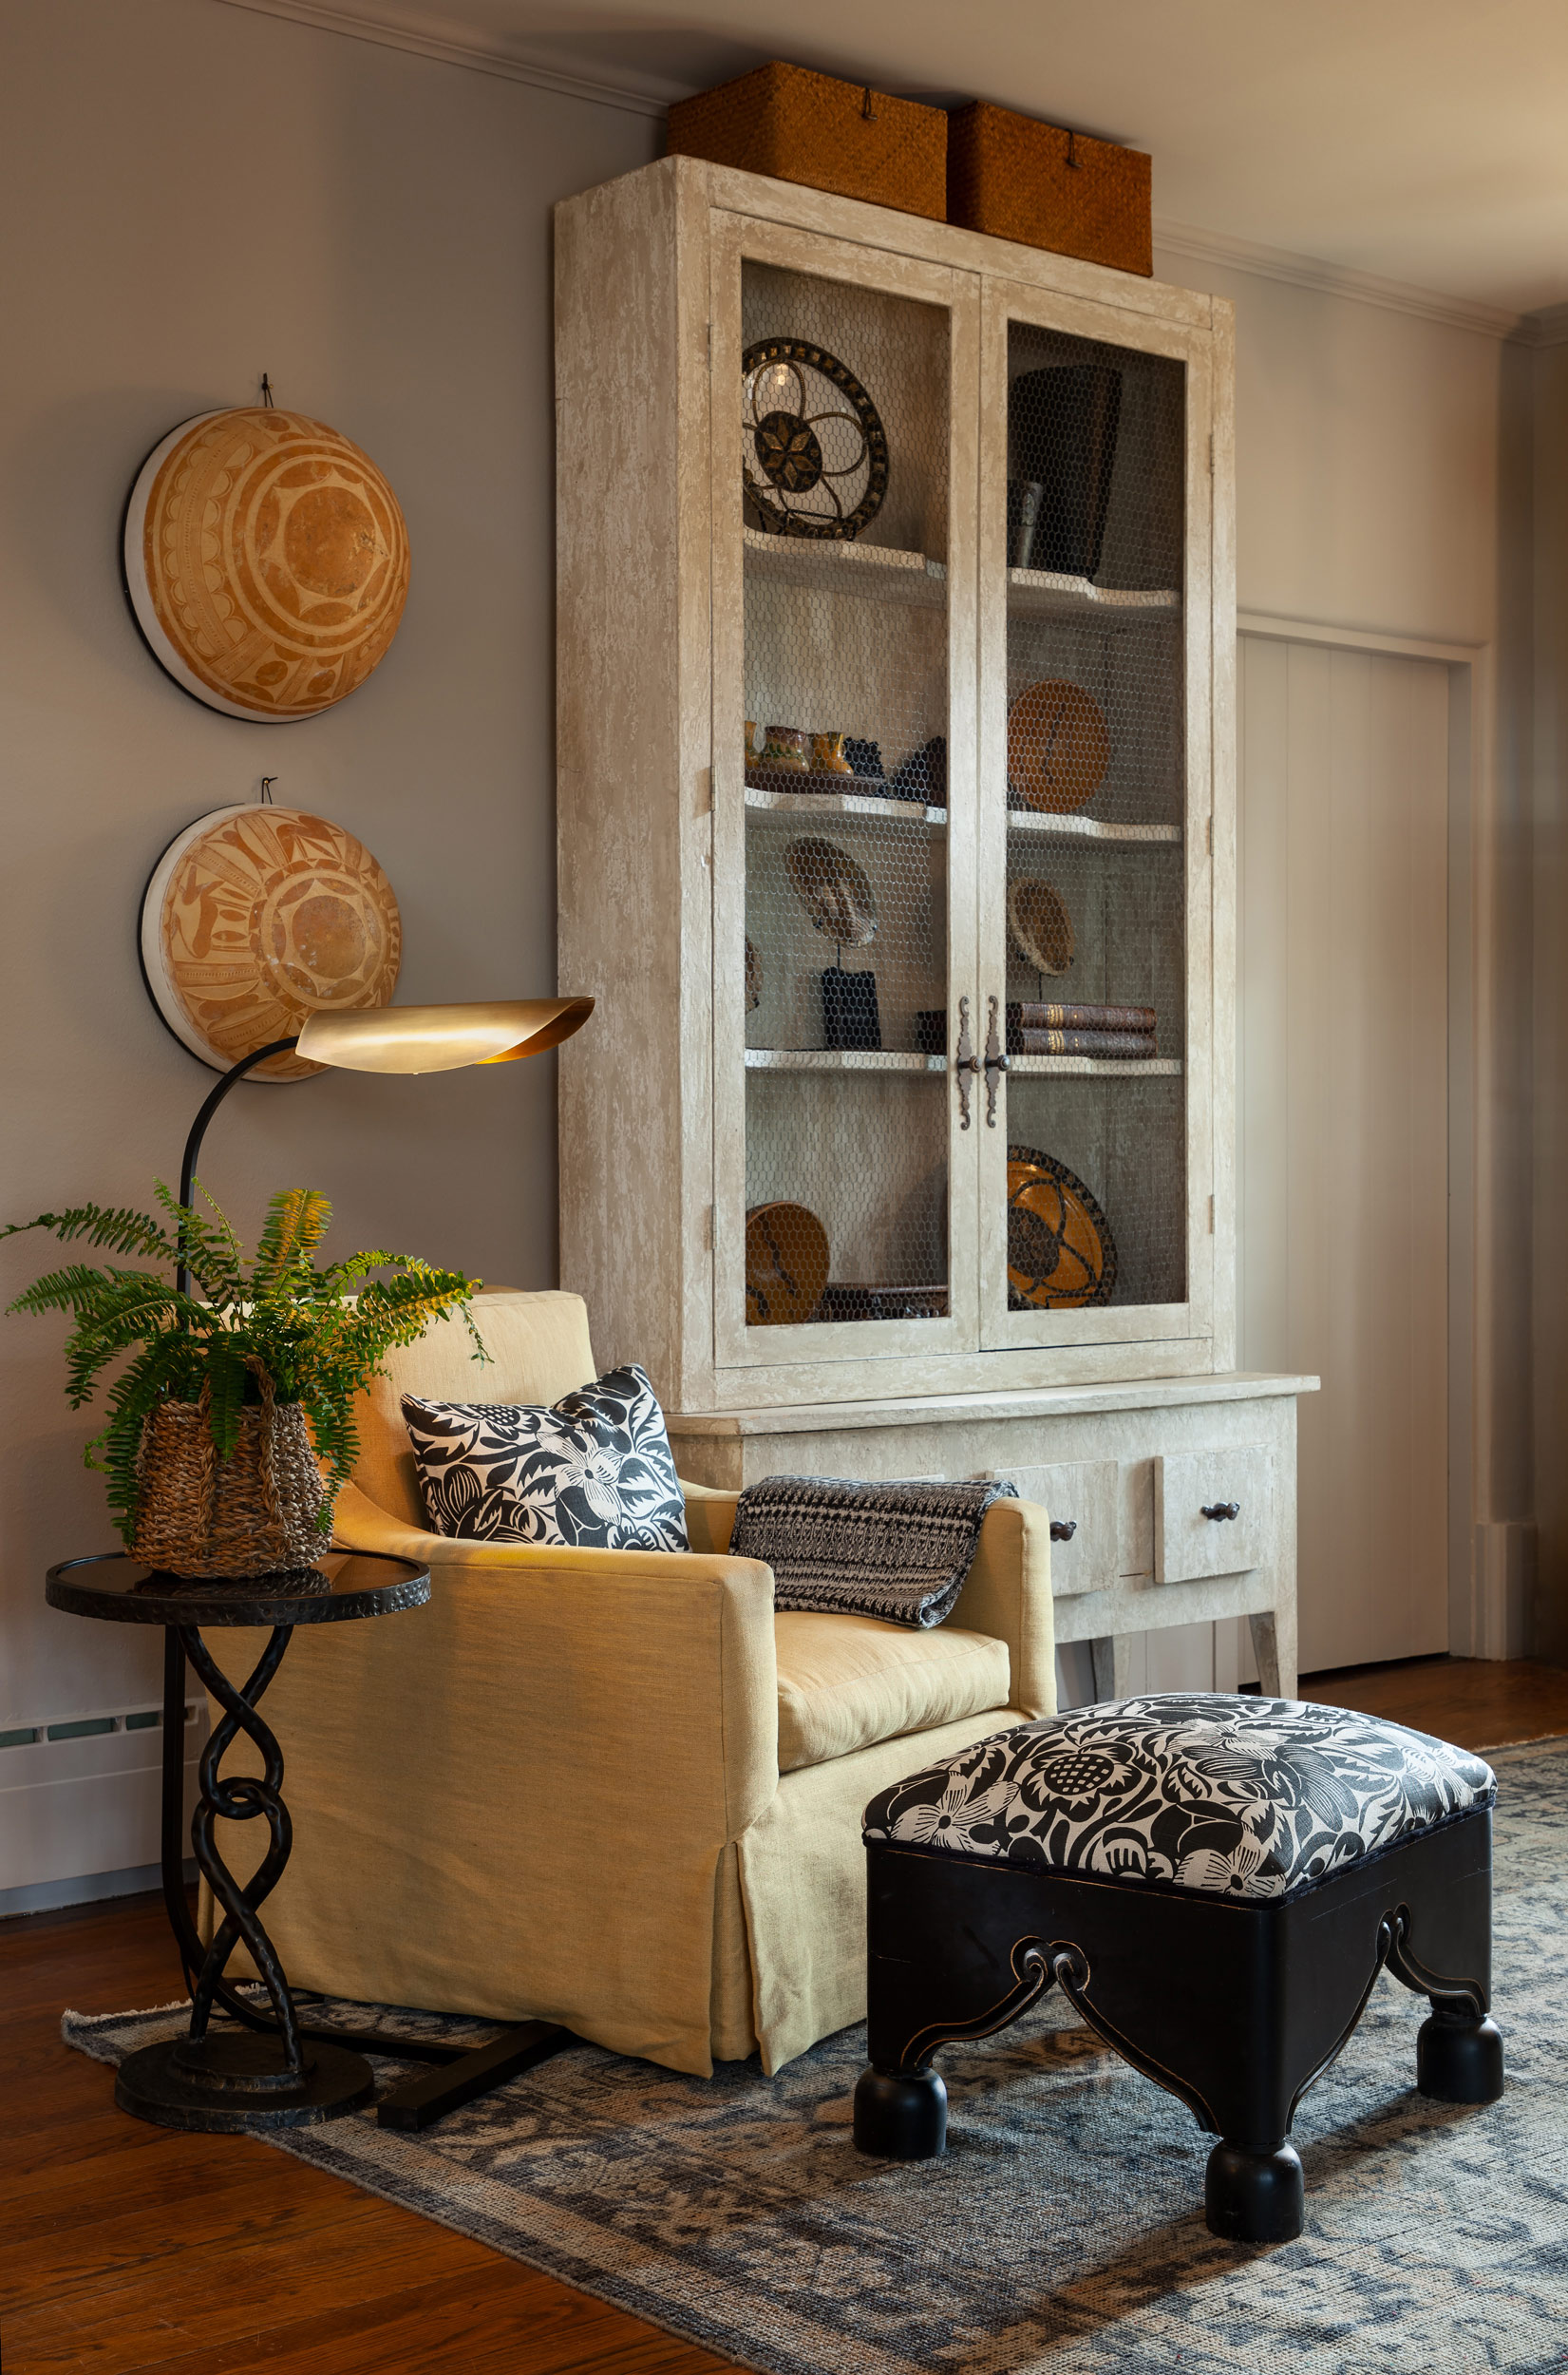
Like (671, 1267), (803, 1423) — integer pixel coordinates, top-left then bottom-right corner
(3, 1183), (486, 1548)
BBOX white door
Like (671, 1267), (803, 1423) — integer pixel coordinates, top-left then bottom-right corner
(1237, 635), (1450, 1672)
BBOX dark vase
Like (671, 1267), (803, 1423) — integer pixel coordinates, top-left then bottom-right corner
(1009, 364), (1123, 580)
(822, 966), (882, 1051)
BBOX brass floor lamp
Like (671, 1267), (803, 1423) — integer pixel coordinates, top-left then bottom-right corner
(157, 992), (595, 2126)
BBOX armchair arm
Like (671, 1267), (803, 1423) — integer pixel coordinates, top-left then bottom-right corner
(331, 1480), (779, 1839)
(948, 1495), (1056, 1720)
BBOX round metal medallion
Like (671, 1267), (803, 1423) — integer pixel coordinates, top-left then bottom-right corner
(742, 340), (888, 541)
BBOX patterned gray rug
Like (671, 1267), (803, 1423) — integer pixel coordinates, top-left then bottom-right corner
(66, 1739), (1568, 2375)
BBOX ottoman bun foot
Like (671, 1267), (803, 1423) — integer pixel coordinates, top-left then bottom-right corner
(1204, 2139), (1304, 2244)
(854, 2065), (948, 2160)
(1417, 2010), (1504, 2104)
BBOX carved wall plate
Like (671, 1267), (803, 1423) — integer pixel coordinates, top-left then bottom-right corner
(141, 805), (402, 1079)
(124, 408), (410, 720)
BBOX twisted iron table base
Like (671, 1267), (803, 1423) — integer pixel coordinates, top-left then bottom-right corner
(48, 1551), (580, 2135)
(118, 1621), (378, 2131)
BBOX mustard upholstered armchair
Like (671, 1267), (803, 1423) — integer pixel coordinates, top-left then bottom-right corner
(200, 1290), (1057, 2076)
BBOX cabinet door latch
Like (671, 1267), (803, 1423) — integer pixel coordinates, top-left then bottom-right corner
(982, 993), (1010, 1129)
(954, 996), (978, 1130)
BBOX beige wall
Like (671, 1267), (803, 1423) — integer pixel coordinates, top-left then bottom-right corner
(0, 0), (652, 1745)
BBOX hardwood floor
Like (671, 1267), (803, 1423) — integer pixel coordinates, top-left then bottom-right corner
(1298, 1654), (1568, 1752)
(6, 1656), (1565, 2374)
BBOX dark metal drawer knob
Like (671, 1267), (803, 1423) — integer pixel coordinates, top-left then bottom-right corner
(1201, 1501), (1240, 1522)
(1049, 1519), (1077, 1543)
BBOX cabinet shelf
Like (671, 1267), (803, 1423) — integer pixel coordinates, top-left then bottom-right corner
(1006, 812), (1181, 846)
(1007, 568), (1181, 622)
(745, 1048), (947, 1074)
(1009, 1054), (1183, 1078)
(745, 526), (947, 608)
(746, 786), (948, 829)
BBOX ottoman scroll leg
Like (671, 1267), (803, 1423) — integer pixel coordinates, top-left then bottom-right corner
(854, 1937), (1052, 2161)
(1386, 1910), (1504, 2105)
(1204, 2139), (1305, 2244)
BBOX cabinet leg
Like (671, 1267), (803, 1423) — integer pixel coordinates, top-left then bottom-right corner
(1089, 1635), (1133, 1701)
(1247, 1609), (1296, 1700)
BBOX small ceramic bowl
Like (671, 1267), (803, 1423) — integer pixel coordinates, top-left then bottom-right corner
(763, 724), (808, 770)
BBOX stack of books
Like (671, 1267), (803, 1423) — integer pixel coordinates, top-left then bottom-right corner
(1015, 1001), (1157, 1059)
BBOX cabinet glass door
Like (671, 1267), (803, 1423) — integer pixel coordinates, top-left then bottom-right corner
(711, 219), (978, 1372)
(978, 290), (1213, 1350)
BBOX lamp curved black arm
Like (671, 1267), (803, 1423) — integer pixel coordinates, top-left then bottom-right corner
(176, 1037), (299, 1295)
(162, 1031), (299, 1994)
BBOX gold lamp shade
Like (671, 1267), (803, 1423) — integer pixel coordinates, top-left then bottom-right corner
(296, 998), (594, 1074)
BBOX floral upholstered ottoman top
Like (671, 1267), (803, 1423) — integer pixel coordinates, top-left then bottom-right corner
(862, 1694), (1497, 1901)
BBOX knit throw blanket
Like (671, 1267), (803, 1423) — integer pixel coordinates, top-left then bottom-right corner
(729, 1473), (1018, 1629)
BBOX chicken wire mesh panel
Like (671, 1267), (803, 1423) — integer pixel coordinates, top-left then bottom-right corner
(745, 1072), (950, 1326)
(999, 320), (1187, 1314)
(739, 259), (953, 1328)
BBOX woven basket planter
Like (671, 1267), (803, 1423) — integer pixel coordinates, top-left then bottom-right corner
(133, 1369), (330, 1578)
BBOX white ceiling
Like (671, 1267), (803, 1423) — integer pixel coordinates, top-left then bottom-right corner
(246, 0), (1568, 314)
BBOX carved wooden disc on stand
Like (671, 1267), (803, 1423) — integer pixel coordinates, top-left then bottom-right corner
(141, 806), (402, 1079)
(124, 408), (410, 720)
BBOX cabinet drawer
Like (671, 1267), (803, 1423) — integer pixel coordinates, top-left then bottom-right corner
(991, 1460), (1119, 1597)
(1154, 1448), (1274, 1583)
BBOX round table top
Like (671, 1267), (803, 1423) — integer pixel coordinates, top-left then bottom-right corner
(45, 1550), (429, 1629)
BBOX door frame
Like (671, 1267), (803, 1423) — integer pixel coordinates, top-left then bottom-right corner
(1237, 608), (1499, 1661)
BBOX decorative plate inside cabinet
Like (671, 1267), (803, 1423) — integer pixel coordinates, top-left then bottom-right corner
(745, 1202), (830, 1326)
(742, 339), (888, 541)
(1006, 1145), (1116, 1309)
(124, 408), (410, 720)
(141, 805), (402, 1079)
(1007, 877), (1075, 977)
(785, 836), (878, 946)
(1007, 679), (1110, 813)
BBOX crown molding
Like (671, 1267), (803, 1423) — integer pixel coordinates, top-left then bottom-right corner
(209, 1), (1538, 337)
(1152, 218), (1522, 340)
(1513, 300), (1568, 350)
(210, 0), (671, 115)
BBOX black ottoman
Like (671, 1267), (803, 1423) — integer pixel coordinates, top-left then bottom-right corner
(853, 1693), (1502, 2243)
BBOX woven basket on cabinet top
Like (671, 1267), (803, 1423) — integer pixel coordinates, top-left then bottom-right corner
(668, 61), (947, 222)
(946, 102), (1152, 276)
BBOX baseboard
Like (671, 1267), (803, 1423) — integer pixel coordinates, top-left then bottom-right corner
(0, 1857), (197, 1920)
(1471, 1522), (1538, 1661)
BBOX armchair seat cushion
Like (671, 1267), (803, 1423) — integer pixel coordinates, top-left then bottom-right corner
(775, 1612), (1011, 1775)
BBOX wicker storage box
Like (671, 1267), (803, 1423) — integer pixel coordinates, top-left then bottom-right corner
(668, 61), (946, 222)
(947, 102), (1151, 276)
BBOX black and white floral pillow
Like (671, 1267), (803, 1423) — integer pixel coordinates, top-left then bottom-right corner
(401, 1364), (689, 1553)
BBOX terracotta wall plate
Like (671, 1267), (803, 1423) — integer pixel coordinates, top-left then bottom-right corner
(124, 408), (410, 720)
(141, 805), (402, 1080)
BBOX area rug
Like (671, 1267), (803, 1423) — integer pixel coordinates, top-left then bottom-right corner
(66, 1739), (1568, 2375)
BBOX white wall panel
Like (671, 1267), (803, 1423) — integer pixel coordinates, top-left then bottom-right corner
(1238, 636), (1450, 1669)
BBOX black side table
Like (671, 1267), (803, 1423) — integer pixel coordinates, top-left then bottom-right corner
(47, 1551), (428, 2132)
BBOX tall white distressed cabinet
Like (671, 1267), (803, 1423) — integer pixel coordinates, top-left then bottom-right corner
(557, 155), (1315, 1699)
